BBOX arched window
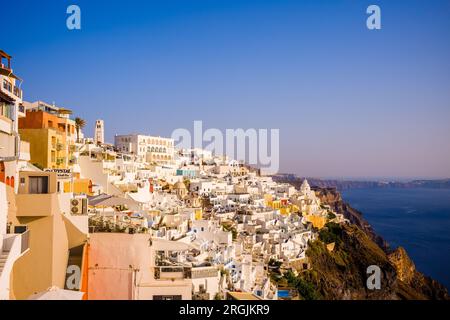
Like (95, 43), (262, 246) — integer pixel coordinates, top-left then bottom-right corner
(6, 176), (10, 186)
(0, 162), (5, 183)
(10, 176), (15, 188)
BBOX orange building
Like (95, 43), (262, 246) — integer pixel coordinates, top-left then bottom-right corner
(18, 101), (76, 169)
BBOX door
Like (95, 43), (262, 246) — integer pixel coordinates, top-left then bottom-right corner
(0, 162), (5, 183)
(29, 176), (49, 194)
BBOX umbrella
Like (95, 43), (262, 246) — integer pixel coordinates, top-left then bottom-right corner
(28, 286), (85, 300)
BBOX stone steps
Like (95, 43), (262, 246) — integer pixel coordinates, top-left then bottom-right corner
(0, 252), (10, 274)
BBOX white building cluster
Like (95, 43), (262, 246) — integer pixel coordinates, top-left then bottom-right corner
(75, 135), (348, 300)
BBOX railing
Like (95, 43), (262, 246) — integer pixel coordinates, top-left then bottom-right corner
(56, 143), (64, 151)
(13, 86), (22, 99)
(21, 230), (30, 254)
(16, 193), (59, 217)
(1, 79), (22, 99)
(154, 266), (192, 280)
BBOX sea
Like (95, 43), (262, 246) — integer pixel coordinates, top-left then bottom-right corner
(341, 187), (450, 290)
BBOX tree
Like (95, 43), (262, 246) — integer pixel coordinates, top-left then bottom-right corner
(74, 117), (86, 143)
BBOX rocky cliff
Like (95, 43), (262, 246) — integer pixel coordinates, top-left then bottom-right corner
(298, 188), (450, 300)
(277, 177), (449, 300)
(313, 187), (389, 250)
(299, 222), (449, 300)
(388, 247), (449, 300)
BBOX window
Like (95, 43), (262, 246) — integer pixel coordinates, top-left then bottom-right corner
(153, 295), (182, 301)
(0, 102), (13, 120)
(2, 79), (12, 92)
(29, 176), (49, 194)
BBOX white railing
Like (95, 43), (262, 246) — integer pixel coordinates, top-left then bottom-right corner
(0, 234), (23, 300)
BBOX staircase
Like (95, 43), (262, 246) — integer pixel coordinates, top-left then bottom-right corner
(0, 250), (9, 275)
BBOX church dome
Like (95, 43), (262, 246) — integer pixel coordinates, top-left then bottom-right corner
(174, 181), (187, 190)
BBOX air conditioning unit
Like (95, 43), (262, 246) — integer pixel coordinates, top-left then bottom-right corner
(70, 197), (88, 215)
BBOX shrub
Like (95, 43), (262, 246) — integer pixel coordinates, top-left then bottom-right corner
(327, 212), (336, 220)
(319, 222), (342, 245)
(297, 278), (321, 300)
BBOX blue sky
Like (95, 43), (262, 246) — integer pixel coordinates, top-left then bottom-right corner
(3, 0), (450, 179)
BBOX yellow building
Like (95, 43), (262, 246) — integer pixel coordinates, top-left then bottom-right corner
(73, 178), (93, 195)
(264, 194), (273, 206)
(194, 209), (203, 221)
(303, 214), (327, 230)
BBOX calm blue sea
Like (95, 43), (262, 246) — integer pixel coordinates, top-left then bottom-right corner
(341, 188), (450, 290)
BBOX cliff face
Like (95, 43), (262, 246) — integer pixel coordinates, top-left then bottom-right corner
(388, 247), (416, 283)
(300, 188), (450, 300)
(303, 224), (398, 299)
(388, 247), (450, 300)
(301, 223), (449, 300)
(313, 187), (388, 250)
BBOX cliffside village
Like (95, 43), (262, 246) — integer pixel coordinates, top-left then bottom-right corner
(1, 50), (348, 300)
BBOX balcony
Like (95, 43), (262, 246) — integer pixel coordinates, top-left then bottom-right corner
(17, 104), (26, 118)
(56, 157), (65, 166)
(13, 86), (22, 99)
(16, 193), (60, 217)
(56, 143), (64, 151)
(1, 78), (22, 100)
(154, 266), (192, 280)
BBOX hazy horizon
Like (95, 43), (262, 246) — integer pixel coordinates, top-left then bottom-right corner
(3, 0), (450, 179)
(276, 174), (450, 182)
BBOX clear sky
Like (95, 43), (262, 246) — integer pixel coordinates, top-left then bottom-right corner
(3, 0), (450, 179)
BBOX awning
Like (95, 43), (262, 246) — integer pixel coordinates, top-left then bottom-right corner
(89, 194), (138, 208)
